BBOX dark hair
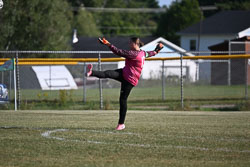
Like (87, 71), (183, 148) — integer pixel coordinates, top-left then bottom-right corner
(130, 37), (144, 47)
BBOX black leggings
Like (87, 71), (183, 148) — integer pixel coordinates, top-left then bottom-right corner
(91, 69), (134, 124)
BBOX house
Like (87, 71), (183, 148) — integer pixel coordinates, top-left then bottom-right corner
(178, 11), (250, 52)
(209, 36), (250, 85)
(178, 10), (250, 83)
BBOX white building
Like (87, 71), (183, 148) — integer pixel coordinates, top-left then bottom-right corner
(178, 11), (250, 82)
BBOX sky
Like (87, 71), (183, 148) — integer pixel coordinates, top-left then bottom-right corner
(158, 0), (175, 7)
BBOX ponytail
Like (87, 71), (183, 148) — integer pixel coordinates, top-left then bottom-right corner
(130, 37), (144, 47)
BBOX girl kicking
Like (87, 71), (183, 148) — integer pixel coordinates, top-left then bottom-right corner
(86, 37), (163, 130)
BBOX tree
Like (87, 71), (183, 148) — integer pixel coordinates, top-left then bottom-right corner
(215, 1), (250, 10)
(96, 0), (159, 36)
(68, 0), (104, 7)
(156, 0), (202, 44)
(74, 9), (102, 37)
(0, 0), (73, 52)
(68, 0), (160, 36)
(198, 0), (250, 17)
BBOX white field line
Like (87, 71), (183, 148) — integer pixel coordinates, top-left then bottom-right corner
(79, 129), (250, 142)
(77, 129), (137, 135)
(41, 129), (67, 141)
(2, 126), (248, 143)
(41, 129), (250, 153)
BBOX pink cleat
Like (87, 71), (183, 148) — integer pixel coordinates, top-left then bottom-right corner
(86, 64), (93, 77)
(115, 124), (125, 131)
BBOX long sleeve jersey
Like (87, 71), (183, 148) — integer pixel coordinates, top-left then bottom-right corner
(109, 45), (156, 86)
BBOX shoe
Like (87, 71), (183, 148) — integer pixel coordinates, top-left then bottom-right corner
(86, 64), (93, 77)
(115, 124), (125, 131)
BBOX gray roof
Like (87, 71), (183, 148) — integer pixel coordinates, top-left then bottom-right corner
(178, 11), (250, 35)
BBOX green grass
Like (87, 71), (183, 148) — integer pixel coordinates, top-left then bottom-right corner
(0, 110), (250, 167)
(15, 85), (249, 101)
(3, 84), (250, 110)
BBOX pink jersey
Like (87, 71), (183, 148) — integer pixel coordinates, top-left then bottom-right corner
(109, 45), (156, 86)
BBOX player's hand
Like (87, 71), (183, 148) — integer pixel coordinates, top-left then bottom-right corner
(154, 43), (163, 53)
(98, 37), (110, 46)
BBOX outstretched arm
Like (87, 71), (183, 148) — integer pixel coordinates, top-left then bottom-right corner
(146, 43), (164, 58)
(109, 45), (139, 59)
(98, 37), (139, 59)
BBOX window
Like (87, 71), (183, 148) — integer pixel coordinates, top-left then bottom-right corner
(190, 40), (196, 51)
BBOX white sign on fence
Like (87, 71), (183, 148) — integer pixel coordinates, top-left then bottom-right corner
(32, 66), (78, 90)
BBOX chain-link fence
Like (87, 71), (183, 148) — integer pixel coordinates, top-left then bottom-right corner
(0, 50), (250, 111)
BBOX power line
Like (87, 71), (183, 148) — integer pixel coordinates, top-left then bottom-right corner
(200, 6), (218, 11)
(76, 7), (166, 13)
(73, 6), (217, 13)
(102, 33), (153, 36)
(98, 26), (157, 30)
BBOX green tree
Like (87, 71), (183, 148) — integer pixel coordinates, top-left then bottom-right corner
(68, 0), (159, 8)
(216, 1), (250, 10)
(68, 0), (104, 7)
(156, 0), (202, 44)
(96, 0), (159, 36)
(0, 0), (73, 52)
(198, 0), (250, 17)
(74, 9), (102, 37)
(68, 0), (160, 36)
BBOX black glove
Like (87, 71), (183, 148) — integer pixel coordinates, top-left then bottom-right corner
(154, 43), (163, 53)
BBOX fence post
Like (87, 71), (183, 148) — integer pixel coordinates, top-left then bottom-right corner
(15, 53), (20, 110)
(13, 59), (17, 111)
(228, 59), (231, 86)
(98, 53), (103, 109)
(9, 70), (11, 101)
(49, 65), (51, 90)
(228, 41), (231, 86)
(83, 63), (86, 103)
(162, 60), (165, 100)
(245, 59), (248, 100)
(195, 61), (199, 82)
(180, 53), (184, 109)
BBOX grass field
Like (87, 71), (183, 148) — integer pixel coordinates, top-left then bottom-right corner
(15, 85), (249, 101)
(0, 110), (250, 167)
(2, 84), (249, 110)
